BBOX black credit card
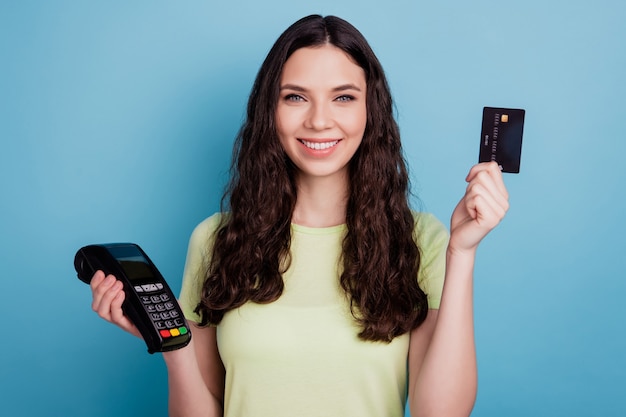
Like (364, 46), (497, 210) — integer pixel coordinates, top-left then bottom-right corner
(479, 107), (525, 173)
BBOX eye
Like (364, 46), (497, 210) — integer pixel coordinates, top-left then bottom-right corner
(335, 95), (355, 102)
(284, 93), (305, 102)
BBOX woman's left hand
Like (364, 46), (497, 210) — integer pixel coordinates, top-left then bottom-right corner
(449, 162), (510, 254)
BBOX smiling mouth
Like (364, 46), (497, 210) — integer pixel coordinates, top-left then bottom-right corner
(298, 139), (340, 150)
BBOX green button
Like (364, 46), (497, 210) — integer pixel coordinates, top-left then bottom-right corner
(178, 327), (188, 335)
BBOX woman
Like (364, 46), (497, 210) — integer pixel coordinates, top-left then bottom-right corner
(90, 14), (509, 417)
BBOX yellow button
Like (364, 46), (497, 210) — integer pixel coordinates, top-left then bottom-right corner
(170, 328), (180, 337)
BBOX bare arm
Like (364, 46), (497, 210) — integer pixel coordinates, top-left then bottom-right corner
(164, 323), (224, 417)
(408, 251), (478, 417)
(408, 162), (509, 417)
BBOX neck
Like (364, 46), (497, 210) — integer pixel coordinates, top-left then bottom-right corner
(291, 172), (349, 228)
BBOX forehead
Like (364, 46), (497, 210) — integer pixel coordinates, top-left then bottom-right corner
(280, 44), (366, 87)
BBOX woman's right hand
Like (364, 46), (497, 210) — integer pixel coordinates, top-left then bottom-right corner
(90, 270), (142, 339)
(90, 271), (224, 416)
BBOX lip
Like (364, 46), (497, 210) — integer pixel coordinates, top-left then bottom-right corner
(298, 138), (341, 142)
(297, 138), (341, 156)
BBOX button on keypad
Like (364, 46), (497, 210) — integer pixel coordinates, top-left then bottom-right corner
(139, 283), (188, 339)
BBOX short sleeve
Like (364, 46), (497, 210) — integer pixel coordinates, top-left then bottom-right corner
(413, 212), (449, 309)
(178, 213), (223, 323)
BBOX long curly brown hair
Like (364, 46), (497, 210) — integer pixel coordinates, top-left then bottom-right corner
(195, 14), (428, 342)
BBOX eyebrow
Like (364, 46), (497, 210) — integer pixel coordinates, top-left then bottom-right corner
(279, 83), (363, 93)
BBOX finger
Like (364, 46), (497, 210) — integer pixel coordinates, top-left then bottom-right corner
(484, 161), (509, 199)
(464, 192), (506, 229)
(466, 162), (508, 199)
(465, 168), (509, 216)
(94, 279), (122, 321)
(92, 276), (124, 321)
(91, 272), (115, 310)
(466, 162), (509, 200)
(466, 170), (509, 213)
(90, 270), (106, 290)
(109, 290), (138, 334)
(465, 161), (494, 182)
(466, 180), (508, 222)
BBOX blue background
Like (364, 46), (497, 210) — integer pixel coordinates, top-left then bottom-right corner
(1, 1), (624, 416)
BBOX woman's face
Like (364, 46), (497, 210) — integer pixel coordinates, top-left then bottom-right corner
(276, 44), (367, 183)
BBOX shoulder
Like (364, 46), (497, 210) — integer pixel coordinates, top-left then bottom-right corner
(188, 213), (226, 251)
(192, 212), (225, 235)
(411, 211), (449, 248)
(411, 212), (449, 308)
(179, 213), (225, 324)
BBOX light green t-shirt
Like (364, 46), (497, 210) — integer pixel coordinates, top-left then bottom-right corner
(179, 212), (448, 417)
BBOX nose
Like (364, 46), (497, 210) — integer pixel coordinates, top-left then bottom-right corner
(304, 101), (334, 131)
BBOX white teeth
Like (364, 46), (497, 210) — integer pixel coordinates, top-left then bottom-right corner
(300, 140), (339, 150)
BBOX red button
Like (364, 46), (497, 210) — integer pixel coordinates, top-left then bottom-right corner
(160, 330), (171, 338)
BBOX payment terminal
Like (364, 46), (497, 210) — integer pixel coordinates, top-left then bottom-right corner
(74, 243), (191, 353)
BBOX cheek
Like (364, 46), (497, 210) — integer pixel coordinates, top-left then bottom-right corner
(276, 130), (290, 156)
(275, 114), (295, 154)
(275, 107), (297, 136)
(275, 112), (288, 145)
(345, 107), (367, 137)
